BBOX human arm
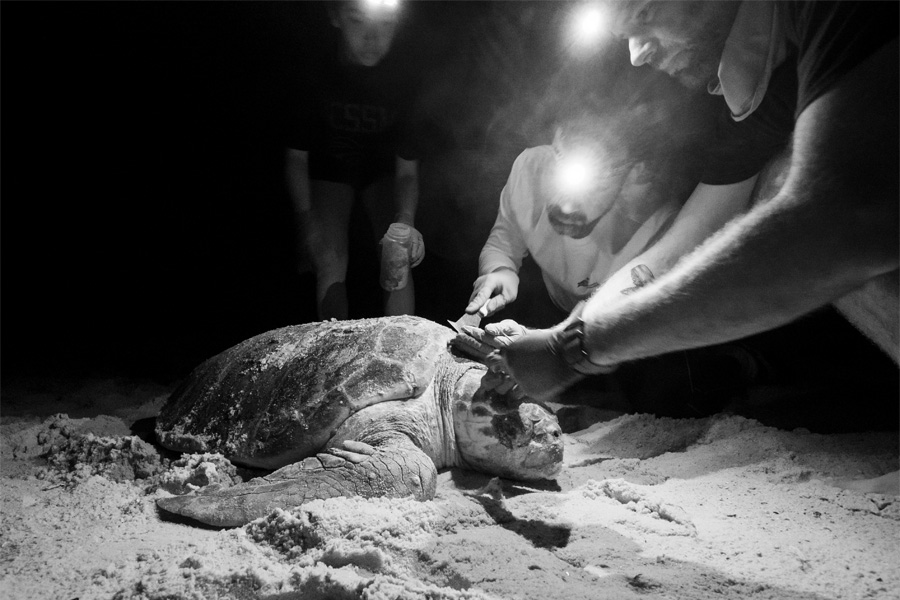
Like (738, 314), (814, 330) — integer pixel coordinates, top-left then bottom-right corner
(499, 40), (899, 397)
(466, 163), (530, 316)
(393, 156), (425, 267)
(578, 39), (899, 366)
(393, 156), (419, 226)
(285, 148), (314, 269)
(467, 268), (520, 317)
(590, 178), (758, 304)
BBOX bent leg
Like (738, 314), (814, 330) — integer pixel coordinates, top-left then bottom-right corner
(833, 270), (900, 364)
(309, 180), (355, 320)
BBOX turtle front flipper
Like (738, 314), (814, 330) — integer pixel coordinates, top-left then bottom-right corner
(156, 437), (437, 527)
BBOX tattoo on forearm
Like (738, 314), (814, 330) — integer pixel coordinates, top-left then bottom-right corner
(621, 264), (655, 295)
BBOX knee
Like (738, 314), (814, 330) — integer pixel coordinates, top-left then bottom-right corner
(834, 270), (900, 363)
(309, 245), (348, 278)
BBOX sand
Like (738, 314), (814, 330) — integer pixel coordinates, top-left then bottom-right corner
(1, 376), (897, 600)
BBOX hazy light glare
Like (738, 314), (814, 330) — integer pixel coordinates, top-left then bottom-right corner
(569, 3), (610, 49)
(576, 6), (603, 40)
(364, 0), (400, 12)
(556, 152), (596, 196)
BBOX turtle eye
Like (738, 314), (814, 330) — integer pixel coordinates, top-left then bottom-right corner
(531, 417), (562, 442)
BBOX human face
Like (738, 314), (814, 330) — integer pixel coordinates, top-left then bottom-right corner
(547, 131), (627, 239)
(608, 1), (738, 89)
(332, 1), (401, 67)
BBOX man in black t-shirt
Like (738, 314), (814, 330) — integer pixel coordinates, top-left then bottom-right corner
(570, 2), (898, 319)
(473, 2), (898, 486)
(285, 0), (424, 320)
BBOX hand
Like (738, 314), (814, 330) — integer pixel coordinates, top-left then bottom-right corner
(407, 226), (425, 268)
(464, 320), (583, 402)
(461, 319), (528, 348)
(391, 217), (425, 268)
(479, 368), (526, 400)
(457, 321), (529, 401)
(455, 320), (526, 366)
(466, 268), (520, 317)
(504, 326), (588, 402)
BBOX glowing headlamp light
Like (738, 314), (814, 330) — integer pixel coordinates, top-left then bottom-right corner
(568, 2), (611, 49)
(363, 0), (400, 13)
(556, 151), (598, 196)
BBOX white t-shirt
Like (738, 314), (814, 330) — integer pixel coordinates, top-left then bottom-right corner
(479, 146), (679, 312)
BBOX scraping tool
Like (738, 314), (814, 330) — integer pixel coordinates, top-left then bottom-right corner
(447, 311), (483, 334)
(447, 310), (492, 361)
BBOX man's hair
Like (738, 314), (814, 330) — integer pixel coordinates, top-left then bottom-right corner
(556, 109), (634, 171)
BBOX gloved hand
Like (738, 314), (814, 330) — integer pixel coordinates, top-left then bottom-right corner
(465, 268), (520, 317)
(462, 320), (585, 402)
(457, 319), (527, 373)
(463, 319), (527, 348)
(457, 321), (528, 401)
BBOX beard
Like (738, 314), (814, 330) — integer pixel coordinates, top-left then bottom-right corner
(658, 7), (733, 90)
(547, 205), (606, 239)
(675, 52), (720, 90)
(658, 44), (722, 90)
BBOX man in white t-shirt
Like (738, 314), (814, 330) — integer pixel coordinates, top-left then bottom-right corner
(467, 115), (679, 321)
(465, 113), (783, 417)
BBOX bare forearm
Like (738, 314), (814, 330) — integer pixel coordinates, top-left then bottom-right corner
(394, 157), (419, 224)
(492, 37), (898, 405)
(593, 178), (757, 305)
(582, 184), (898, 367)
(582, 40), (900, 368)
(393, 173), (418, 224)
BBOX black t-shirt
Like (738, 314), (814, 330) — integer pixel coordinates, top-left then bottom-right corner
(285, 33), (421, 189)
(702, 1), (898, 185)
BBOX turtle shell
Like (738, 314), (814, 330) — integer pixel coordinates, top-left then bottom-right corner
(156, 316), (454, 468)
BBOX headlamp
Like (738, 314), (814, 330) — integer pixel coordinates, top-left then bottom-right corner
(567, 2), (612, 50)
(555, 150), (597, 196)
(363, 0), (400, 13)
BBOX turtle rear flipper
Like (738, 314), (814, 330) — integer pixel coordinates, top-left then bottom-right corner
(156, 437), (437, 527)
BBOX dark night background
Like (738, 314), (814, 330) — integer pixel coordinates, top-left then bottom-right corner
(1, 1), (896, 430)
(0, 1), (696, 378)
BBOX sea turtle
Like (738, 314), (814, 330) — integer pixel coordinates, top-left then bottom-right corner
(155, 316), (563, 527)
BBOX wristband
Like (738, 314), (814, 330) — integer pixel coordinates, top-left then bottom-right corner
(553, 306), (616, 375)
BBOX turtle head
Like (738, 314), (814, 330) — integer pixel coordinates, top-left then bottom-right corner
(451, 367), (564, 481)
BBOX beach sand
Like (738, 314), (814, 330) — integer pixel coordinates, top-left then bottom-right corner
(1, 376), (897, 600)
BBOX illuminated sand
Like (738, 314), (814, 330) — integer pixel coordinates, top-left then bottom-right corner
(1, 378), (897, 599)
